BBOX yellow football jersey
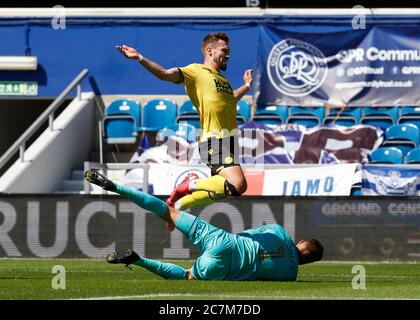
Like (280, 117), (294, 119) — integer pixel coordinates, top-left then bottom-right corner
(178, 63), (238, 141)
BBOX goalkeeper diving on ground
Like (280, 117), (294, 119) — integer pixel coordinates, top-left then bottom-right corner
(85, 169), (323, 281)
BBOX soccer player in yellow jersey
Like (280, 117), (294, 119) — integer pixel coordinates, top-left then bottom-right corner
(116, 32), (252, 226)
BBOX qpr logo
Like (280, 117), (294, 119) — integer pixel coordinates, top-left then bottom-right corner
(267, 38), (328, 97)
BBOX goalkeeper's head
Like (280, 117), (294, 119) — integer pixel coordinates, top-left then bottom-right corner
(296, 238), (324, 265)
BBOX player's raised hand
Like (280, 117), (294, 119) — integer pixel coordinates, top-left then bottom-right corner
(243, 69), (253, 85)
(115, 45), (140, 60)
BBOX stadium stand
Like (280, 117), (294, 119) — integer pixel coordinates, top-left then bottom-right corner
(286, 106), (324, 128)
(397, 106), (420, 130)
(103, 99), (141, 144)
(176, 100), (200, 128)
(350, 183), (362, 196)
(156, 123), (197, 143)
(252, 105), (288, 126)
(176, 114), (200, 128)
(323, 106), (362, 127)
(382, 123), (419, 157)
(368, 146), (404, 164)
(406, 148), (420, 164)
(140, 98), (178, 132)
(176, 99), (251, 126)
(178, 99), (198, 116)
(360, 106), (399, 130)
(236, 99), (251, 125)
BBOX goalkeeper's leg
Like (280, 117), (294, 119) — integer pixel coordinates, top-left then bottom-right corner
(85, 169), (194, 229)
(106, 249), (189, 280)
(85, 169), (168, 217)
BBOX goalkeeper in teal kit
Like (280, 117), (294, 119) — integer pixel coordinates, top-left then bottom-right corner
(85, 169), (323, 281)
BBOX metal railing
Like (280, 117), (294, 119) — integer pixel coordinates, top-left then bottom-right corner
(0, 69), (89, 173)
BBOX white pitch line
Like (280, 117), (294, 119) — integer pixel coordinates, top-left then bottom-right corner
(315, 261), (420, 265)
(71, 293), (420, 300)
(301, 273), (420, 279)
(1, 258), (418, 264)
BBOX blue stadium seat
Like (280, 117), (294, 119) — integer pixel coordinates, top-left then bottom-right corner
(350, 184), (362, 196)
(140, 99), (178, 132)
(323, 106), (361, 127)
(103, 118), (137, 144)
(382, 123), (419, 157)
(252, 105), (288, 126)
(398, 106), (420, 130)
(360, 106), (398, 130)
(406, 149), (420, 164)
(179, 100), (198, 115)
(177, 99), (251, 126)
(286, 106), (324, 128)
(385, 123), (419, 143)
(368, 147), (404, 164)
(103, 99), (141, 144)
(236, 99), (251, 125)
(176, 100), (200, 128)
(106, 98), (140, 117)
(399, 106), (420, 117)
(176, 115), (200, 129)
(156, 123), (198, 143)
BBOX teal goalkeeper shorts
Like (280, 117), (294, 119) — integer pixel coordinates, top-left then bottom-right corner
(187, 217), (235, 280)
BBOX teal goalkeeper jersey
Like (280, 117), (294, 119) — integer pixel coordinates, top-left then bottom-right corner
(232, 224), (299, 281)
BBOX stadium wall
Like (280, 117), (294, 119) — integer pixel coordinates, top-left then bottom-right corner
(0, 12), (419, 98)
(0, 18), (259, 97)
(1, 195), (419, 260)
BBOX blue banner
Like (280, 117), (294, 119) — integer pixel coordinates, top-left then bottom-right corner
(362, 165), (420, 195)
(254, 24), (420, 106)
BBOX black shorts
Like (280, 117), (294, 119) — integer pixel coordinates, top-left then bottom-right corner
(198, 135), (240, 176)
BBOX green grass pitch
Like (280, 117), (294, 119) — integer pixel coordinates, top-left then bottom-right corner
(1, 258), (420, 300)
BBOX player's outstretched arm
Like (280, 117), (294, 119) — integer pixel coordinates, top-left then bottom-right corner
(116, 45), (182, 83)
(234, 68), (253, 101)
